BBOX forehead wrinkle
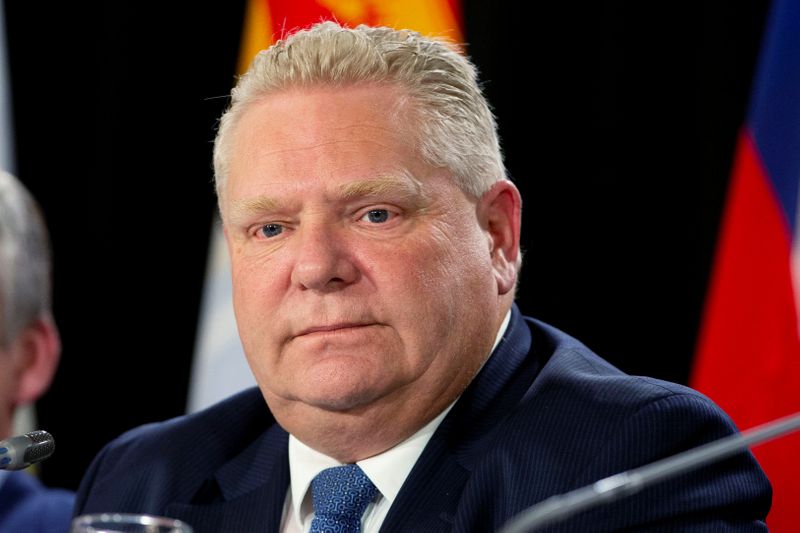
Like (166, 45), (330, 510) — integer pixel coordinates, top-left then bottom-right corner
(258, 136), (398, 159)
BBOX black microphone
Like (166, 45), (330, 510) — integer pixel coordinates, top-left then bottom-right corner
(500, 411), (800, 533)
(0, 430), (55, 470)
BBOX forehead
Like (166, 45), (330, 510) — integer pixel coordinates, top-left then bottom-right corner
(224, 85), (433, 204)
(231, 84), (413, 158)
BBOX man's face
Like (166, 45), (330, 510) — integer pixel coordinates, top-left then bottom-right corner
(223, 85), (506, 431)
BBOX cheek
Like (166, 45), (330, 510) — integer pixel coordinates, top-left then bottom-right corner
(420, 221), (492, 295)
(231, 248), (288, 301)
(230, 256), (287, 347)
(380, 223), (493, 331)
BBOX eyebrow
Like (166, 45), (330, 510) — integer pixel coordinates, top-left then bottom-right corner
(226, 174), (431, 223)
(338, 176), (430, 205)
(228, 196), (282, 223)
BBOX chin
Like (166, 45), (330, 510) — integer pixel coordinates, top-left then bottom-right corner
(301, 382), (388, 413)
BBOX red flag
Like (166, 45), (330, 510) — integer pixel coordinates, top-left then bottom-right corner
(692, 0), (800, 529)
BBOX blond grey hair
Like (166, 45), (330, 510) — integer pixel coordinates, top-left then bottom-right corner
(0, 171), (53, 349)
(213, 21), (506, 204)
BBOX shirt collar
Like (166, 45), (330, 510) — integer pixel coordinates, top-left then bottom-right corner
(288, 403), (453, 527)
(287, 308), (512, 526)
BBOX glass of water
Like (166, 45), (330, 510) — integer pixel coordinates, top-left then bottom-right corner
(71, 513), (193, 533)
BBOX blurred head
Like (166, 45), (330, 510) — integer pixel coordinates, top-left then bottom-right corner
(215, 23), (521, 460)
(0, 171), (61, 437)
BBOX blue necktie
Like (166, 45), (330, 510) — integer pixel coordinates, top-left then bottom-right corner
(310, 464), (379, 533)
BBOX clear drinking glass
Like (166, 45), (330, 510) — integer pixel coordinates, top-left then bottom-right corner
(71, 513), (194, 533)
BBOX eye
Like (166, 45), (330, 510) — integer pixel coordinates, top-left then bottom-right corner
(259, 223), (284, 238)
(362, 209), (391, 224)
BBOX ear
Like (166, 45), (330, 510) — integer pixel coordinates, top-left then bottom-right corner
(478, 180), (522, 295)
(9, 315), (61, 406)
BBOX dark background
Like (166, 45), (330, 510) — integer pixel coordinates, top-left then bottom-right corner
(3, 1), (770, 490)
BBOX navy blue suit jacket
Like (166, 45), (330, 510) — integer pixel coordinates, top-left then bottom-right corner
(0, 471), (75, 533)
(75, 307), (771, 531)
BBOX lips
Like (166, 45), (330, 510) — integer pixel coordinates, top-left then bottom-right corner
(295, 323), (376, 338)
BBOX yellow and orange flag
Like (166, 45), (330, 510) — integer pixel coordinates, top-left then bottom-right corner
(237, 0), (462, 75)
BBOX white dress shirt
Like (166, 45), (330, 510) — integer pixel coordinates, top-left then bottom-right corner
(281, 310), (512, 533)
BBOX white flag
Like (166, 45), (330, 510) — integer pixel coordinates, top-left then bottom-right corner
(187, 218), (255, 413)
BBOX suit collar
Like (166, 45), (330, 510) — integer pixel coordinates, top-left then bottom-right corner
(166, 479), (289, 532)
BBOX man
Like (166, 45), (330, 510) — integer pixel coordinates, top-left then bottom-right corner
(74, 23), (770, 531)
(0, 170), (74, 532)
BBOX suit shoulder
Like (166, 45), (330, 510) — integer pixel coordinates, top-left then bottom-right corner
(500, 317), (750, 485)
(75, 387), (274, 514)
(468, 317), (770, 529)
(525, 316), (722, 417)
(107, 386), (271, 457)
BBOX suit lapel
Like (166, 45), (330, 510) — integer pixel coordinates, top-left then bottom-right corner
(379, 434), (469, 533)
(166, 478), (289, 533)
(166, 425), (290, 532)
(381, 306), (538, 532)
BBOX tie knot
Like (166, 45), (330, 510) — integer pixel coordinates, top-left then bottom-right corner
(310, 464), (378, 533)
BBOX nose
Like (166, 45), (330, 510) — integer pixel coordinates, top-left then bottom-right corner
(290, 223), (359, 291)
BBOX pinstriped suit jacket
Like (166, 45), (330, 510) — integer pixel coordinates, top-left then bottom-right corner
(74, 306), (771, 531)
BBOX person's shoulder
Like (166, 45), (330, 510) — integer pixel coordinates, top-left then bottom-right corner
(524, 316), (721, 417)
(500, 315), (750, 478)
(74, 387), (276, 515)
(0, 472), (75, 533)
(481, 316), (770, 529)
(107, 386), (272, 457)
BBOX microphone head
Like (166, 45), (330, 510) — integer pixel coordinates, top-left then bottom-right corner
(0, 430), (55, 470)
(22, 430), (55, 465)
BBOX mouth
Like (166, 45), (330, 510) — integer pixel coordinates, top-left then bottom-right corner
(294, 323), (376, 338)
